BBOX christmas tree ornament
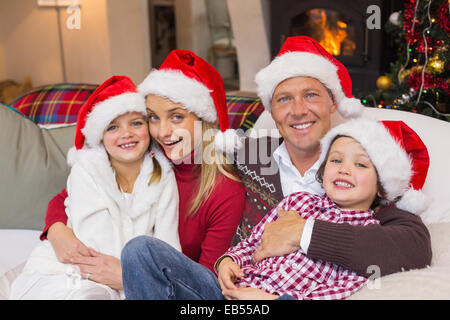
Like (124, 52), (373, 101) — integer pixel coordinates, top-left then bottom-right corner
(427, 56), (445, 73)
(389, 11), (402, 26)
(376, 75), (393, 90)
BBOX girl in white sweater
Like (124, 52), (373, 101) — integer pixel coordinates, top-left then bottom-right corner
(10, 76), (180, 299)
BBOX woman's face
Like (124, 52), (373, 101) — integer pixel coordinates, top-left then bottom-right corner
(322, 136), (379, 211)
(146, 94), (201, 161)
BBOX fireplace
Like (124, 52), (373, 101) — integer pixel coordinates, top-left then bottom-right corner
(269, 0), (388, 97)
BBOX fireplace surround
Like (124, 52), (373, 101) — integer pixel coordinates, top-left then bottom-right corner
(269, 0), (389, 96)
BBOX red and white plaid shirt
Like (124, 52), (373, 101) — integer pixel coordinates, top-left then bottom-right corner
(220, 191), (380, 300)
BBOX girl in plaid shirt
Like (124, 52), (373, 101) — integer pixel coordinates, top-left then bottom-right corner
(121, 119), (429, 300)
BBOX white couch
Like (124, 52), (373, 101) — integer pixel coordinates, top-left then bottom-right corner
(1, 106), (450, 299)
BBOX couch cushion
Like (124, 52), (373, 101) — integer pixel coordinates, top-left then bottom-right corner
(226, 95), (265, 133)
(10, 83), (98, 124)
(0, 104), (75, 230)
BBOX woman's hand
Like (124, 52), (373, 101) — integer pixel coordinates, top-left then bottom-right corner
(47, 222), (92, 263)
(222, 287), (279, 300)
(70, 248), (123, 290)
(217, 257), (244, 291)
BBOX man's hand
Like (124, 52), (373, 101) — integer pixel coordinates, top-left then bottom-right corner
(222, 287), (279, 300)
(252, 209), (306, 263)
(217, 257), (244, 291)
(70, 248), (123, 290)
(47, 222), (92, 263)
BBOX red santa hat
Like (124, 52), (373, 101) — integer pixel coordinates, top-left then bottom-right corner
(319, 119), (430, 214)
(255, 36), (364, 118)
(74, 75), (147, 149)
(138, 49), (241, 153)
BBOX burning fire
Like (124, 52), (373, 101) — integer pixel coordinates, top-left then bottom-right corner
(306, 9), (355, 56)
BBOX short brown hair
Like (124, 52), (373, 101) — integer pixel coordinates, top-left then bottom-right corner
(315, 135), (388, 210)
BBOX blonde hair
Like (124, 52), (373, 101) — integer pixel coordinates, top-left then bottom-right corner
(148, 138), (162, 186)
(188, 121), (241, 217)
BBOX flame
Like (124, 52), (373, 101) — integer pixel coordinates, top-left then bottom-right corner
(320, 20), (349, 55)
(306, 9), (354, 56)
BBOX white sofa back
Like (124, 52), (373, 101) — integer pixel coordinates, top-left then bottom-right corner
(250, 107), (450, 224)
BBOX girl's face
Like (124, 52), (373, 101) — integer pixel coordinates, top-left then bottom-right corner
(146, 94), (202, 161)
(102, 112), (150, 168)
(322, 136), (378, 211)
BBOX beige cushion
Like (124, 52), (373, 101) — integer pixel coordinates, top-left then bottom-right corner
(0, 105), (75, 230)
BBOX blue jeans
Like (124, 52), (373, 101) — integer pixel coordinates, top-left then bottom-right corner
(121, 236), (225, 300)
(121, 236), (296, 300)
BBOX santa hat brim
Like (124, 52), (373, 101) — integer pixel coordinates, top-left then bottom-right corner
(82, 92), (147, 148)
(138, 69), (217, 123)
(255, 52), (363, 118)
(318, 119), (429, 214)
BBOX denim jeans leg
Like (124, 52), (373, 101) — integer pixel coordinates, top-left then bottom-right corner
(121, 235), (225, 300)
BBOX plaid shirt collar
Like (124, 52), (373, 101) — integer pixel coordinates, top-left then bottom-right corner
(316, 194), (375, 216)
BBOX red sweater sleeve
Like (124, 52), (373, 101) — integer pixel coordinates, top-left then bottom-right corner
(40, 189), (69, 240)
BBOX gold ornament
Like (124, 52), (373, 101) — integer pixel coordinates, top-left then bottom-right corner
(376, 75), (393, 91)
(427, 56), (445, 74)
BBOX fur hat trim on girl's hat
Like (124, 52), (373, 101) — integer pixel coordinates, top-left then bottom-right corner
(138, 49), (242, 154)
(318, 118), (430, 214)
(74, 75), (147, 150)
(255, 36), (364, 118)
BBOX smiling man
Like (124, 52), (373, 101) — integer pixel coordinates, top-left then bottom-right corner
(229, 36), (431, 282)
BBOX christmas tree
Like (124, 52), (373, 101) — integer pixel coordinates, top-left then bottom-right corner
(364, 0), (449, 121)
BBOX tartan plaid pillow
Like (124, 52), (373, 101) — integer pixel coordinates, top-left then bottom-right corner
(225, 95), (264, 133)
(10, 83), (98, 124)
(9, 84), (264, 130)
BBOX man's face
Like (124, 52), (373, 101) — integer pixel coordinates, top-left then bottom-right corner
(270, 76), (337, 158)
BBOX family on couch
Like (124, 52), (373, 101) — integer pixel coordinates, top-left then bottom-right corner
(9, 36), (432, 300)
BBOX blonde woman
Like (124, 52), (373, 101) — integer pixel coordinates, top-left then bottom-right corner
(40, 50), (246, 292)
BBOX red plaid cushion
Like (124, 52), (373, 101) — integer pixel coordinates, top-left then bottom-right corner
(10, 85), (264, 129)
(226, 95), (265, 132)
(10, 83), (98, 124)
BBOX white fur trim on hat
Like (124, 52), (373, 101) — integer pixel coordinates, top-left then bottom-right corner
(138, 69), (217, 123)
(319, 119), (414, 206)
(396, 188), (430, 214)
(81, 92), (147, 148)
(255, 51), (363, 118)
(214, 129), (243, 154)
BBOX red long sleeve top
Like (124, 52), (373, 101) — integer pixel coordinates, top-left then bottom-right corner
(41, 157), (246, 273)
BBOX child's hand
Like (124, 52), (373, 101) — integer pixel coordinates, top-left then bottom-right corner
(217, 257), (244, 291)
